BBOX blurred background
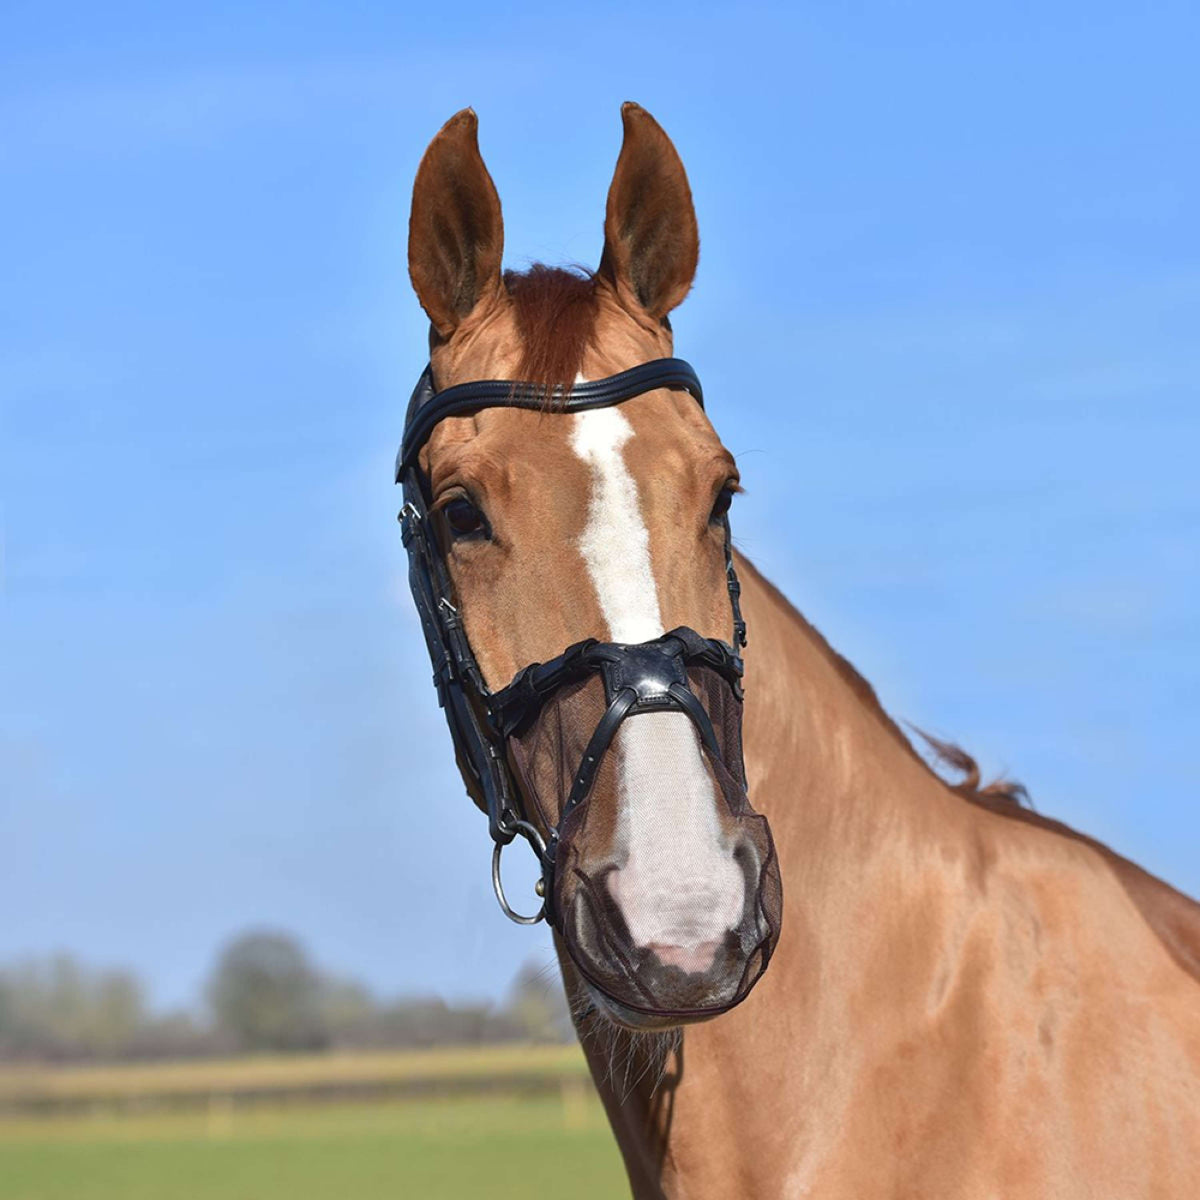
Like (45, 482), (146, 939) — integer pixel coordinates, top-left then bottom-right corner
(2, 1), (1197, 1196)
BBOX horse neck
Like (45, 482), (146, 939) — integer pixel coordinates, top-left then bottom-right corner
(582, 559), (1200, 1196)
(737, 553), (963, 906)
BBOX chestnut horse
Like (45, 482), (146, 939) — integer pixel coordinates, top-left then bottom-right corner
(403, 104), (1200, 1197)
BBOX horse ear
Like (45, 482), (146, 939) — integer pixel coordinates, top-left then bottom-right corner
(408, 109), (505, 338)
(599, 103), (699, 320)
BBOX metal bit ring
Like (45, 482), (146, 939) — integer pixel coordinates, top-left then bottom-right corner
(491, 819), (547, 925)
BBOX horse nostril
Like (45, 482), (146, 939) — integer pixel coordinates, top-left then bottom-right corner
(647, 940), (720, 975)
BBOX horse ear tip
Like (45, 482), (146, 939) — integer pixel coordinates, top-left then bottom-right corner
(620, 103), (670, 142)
(442, 108), (479, 136)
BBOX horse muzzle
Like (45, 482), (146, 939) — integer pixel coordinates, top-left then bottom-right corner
(492, 628), (783, 1020)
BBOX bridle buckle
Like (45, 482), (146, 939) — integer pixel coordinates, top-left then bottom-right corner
(397, 502), (421, 547)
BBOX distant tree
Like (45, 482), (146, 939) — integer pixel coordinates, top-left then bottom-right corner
(126, 1008), (217, 1060)
(88, 967), (144, 1056)
(505, 959), (574, 1042)
(0, 939), (582, 1063)
(318, 975), (376, 1041)
(207, 931), (328, 1052)
(0, 953), (146, 1060)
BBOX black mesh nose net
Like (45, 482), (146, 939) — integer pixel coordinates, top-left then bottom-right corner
(492, 630), (783, 1018)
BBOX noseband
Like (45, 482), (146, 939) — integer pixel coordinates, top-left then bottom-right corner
(395, 358), (748, 927)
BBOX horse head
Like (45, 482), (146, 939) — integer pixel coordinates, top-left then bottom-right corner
(401, 105), (781, 1028)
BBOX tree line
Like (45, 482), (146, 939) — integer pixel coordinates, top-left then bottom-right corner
(0, 931), (572, 1063)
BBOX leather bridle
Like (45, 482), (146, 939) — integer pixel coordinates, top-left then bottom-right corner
(396, 358), (748, 926)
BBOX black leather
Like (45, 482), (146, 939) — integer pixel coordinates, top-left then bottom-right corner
(597, 639), (687, 708)
(396, 357), (703, 479)
(488, 628), (742, 826)
(560, 688), (638, 822)
(487, 628), (742, 737)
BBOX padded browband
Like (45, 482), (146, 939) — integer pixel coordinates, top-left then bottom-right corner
(395, 357), (704, 481)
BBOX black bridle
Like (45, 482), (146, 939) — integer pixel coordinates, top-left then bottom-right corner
(395, 358), (748, 925)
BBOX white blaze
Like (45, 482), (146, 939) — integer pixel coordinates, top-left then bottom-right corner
(569, 405), (744, 964)
(571, 408), (662, 645)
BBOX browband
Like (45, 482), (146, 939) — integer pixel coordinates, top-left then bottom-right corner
(395, 357), (703, 480)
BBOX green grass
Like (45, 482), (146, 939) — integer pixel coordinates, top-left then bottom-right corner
(0, 1095), (629, 1200)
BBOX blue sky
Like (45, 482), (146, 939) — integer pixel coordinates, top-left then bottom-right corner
(2, 2), (1197, 1010)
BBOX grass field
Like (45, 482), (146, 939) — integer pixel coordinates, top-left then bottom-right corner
(0, 1049), (629, 1199)
(0, 1095), (628, 1199)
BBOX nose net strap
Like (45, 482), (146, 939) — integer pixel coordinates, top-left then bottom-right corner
(665, 682), (721, 757)
(562, 687), (638, 821)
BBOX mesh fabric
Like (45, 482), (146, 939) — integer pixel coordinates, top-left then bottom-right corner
(506, 667), (782, 1018)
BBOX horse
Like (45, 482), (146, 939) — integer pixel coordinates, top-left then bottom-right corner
(398, 103), (1200, 1197)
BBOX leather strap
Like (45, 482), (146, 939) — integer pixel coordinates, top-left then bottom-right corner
(561, 688), (639, 821)
(396, 357), (704, 480)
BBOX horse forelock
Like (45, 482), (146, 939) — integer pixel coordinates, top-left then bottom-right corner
(503, 264), (599, 396)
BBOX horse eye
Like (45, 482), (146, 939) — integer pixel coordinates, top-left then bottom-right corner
(710, 484), (736, 524)
(443, 497), (488, 539)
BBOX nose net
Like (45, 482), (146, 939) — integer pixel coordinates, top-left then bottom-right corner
(506, 667), (782, 1018)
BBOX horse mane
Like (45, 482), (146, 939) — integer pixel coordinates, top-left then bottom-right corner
(737, 554), (1200, 984)
(908, 729), (1030, 809)
(503, 264), (598, 394)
